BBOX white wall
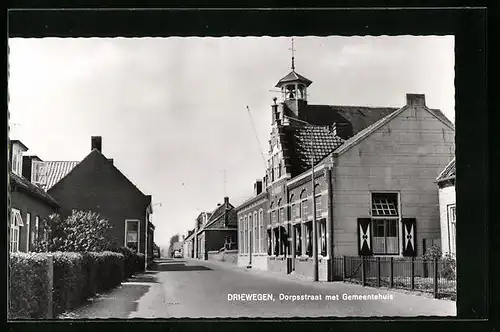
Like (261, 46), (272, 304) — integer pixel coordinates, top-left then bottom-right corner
(438, 184), (456, 255)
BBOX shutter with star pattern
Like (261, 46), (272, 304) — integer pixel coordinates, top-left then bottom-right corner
(402, 218), (417, 256)
(357, 218), (372, 256)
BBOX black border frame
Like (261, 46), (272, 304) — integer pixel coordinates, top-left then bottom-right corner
(5, 5), (495, 332)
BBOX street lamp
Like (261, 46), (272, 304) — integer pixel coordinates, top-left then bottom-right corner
(283, 115), (319, 282)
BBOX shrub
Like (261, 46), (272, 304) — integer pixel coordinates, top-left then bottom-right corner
(34, 210), (114, 253)
(113, 247), (145, 278)
(8, 253), (51, 319)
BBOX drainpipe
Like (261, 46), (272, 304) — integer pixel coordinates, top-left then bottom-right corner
(326, 158), (335, 281)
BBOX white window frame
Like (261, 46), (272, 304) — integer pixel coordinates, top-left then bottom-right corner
(26, 212), (31, 252)
(258, 209), (264, 253)
(31, 161), (46, 185)
(11, 145), (23, 176)
(370, 192), (401, 256)
(253, 211), (258, 254)
(124, 219), (140, 252)
(447, 204), (456, 255)
(10, 208), (23, 252)
(243, 215), (247, 254)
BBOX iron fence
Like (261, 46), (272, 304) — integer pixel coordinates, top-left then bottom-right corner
(331, 256), (456, 300)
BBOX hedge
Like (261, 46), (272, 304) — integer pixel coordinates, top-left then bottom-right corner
(113, 247), (145, 278)
(8, 253), (51, 319)
(9, 251), (125, 319)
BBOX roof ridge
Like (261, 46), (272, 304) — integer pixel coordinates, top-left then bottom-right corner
(308, 104), (400, 110)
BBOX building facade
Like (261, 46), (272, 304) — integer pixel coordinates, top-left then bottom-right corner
(236, 60), (455, 281)
(195, 197), (238, 260)
(436, 158), (456, 256)
(8, 140), (60, 253)
(40, 136), (155, 258)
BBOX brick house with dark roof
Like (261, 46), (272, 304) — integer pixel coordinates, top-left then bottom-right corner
(26, 136), (155, 261)
(8, 140), (60, 253)
(435, 158), (456, 257)
(195, 197), (237, 260)
(236, 58), (455, 280)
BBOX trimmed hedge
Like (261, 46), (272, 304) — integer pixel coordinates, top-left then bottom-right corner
(113, 247), (145, 278)
(9, 253), (51, 319)
(9, 251), (125, 319)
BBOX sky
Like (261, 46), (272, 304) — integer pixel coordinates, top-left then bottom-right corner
(8, 36), (455, 249)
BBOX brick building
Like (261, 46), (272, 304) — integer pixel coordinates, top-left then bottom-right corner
(436, 158), (456, 257)
(8, 140), (59, 253)
(36, 136), (155, 260)
(236, 59), (455, 280)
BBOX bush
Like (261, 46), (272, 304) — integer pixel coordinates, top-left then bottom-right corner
(9, 251), (125, 319)
(52, 251), (124, 315)
(8, 253), (51, 319)
(113, 247), (145, 278)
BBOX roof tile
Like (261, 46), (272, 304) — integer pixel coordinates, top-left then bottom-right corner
(436, 158), (456, 182)
(42, 161), (79, 190)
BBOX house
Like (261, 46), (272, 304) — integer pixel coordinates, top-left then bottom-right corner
(196, 197), (238, 260)
(182, 229), (195, 258)
(8, 140), (60, 253)
(236, 58), (455, 281)
(236, 180), (268, 270)
(29, 136), (156, 260)
(435, 158), (456, 257)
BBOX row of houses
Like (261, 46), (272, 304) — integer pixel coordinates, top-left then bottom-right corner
(8, 136), (156, 261)
(180, 59), (456, 282)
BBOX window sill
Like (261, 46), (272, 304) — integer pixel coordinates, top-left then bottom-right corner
(269, 255), (276, 260)
(276, 256), (286, 260)
(297, 256), (310, 261)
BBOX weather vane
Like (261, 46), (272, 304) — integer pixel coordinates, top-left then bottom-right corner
(289, 38), (296, 70)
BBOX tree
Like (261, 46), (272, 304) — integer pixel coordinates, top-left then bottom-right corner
(34, 210), (113, 252)
(168, 234), (180, 257)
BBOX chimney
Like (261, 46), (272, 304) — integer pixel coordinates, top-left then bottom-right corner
(91, 136), (102, 152)
(254, 180), (263, 196)
(217, 203), (221, 207)
(406, 94), (426, 107)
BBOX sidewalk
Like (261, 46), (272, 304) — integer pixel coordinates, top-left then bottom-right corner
(189, 257), (456, 302)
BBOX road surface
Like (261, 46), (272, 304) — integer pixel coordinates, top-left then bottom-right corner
(61, 258), (456, 318)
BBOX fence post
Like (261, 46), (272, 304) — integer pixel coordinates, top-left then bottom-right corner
(47, 254), (53, 319)
(410, 257), (415, 291)
(389, 257), (394, 288)
(433, 257), (438, 299)
(342, 256), (346, 281)
(361, 256), (366, 287)
(377, 257), (381, 287)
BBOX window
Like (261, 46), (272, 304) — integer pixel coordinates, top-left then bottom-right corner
(11, 145), (24, 176)
(295, 224), (302, 256)
(34, 216), (39, 245)
(248, 214), (253, 253)
(319, 220), (326, 256)
(315, 194), (322, 215)
(259, 210), (264, 253)
(371, 193), (399, 255)
(31, 161), (46, 185)
(267, 229), (272, 255)
(278, 163), (282, 178)
(305, 222), (312, 257)
(273, 228), (280, 256)
(243, 216), (247, 254)
(10, 209), (23, 252)
(238, 217), (243, 254)
(26, 212), (31, 252)
(279, 208), (285, 224)
(301, 200), (308, 219)
(271, 211), (277, 224)
(125, 220), (139, 252)
(448, 204), (456, 255)
(253, 211), (258, 253)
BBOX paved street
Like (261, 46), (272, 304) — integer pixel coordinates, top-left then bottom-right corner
(62, 258), (456, 319)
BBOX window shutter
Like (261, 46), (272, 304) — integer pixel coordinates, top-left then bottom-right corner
(357, 218), (372, 256)
(402, 218), (417, 257)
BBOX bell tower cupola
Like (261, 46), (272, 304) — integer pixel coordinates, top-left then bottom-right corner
(275, 38), (313, 118)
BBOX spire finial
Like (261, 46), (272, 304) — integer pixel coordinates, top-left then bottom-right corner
(289, 38), (296, 70)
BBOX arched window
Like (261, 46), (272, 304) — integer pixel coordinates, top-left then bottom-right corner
(289, 194), (295, 220)
(300, 189), (308, 219)
(314, 183), (322, 215)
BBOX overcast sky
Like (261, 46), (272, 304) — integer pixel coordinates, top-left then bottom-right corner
(8, 36), (454, 248)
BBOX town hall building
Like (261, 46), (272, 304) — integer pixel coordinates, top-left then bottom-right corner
(236, 49), (455, 281)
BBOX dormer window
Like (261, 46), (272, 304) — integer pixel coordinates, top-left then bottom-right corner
(10, 141), (28, 176)
(31, 161), (46, 186)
